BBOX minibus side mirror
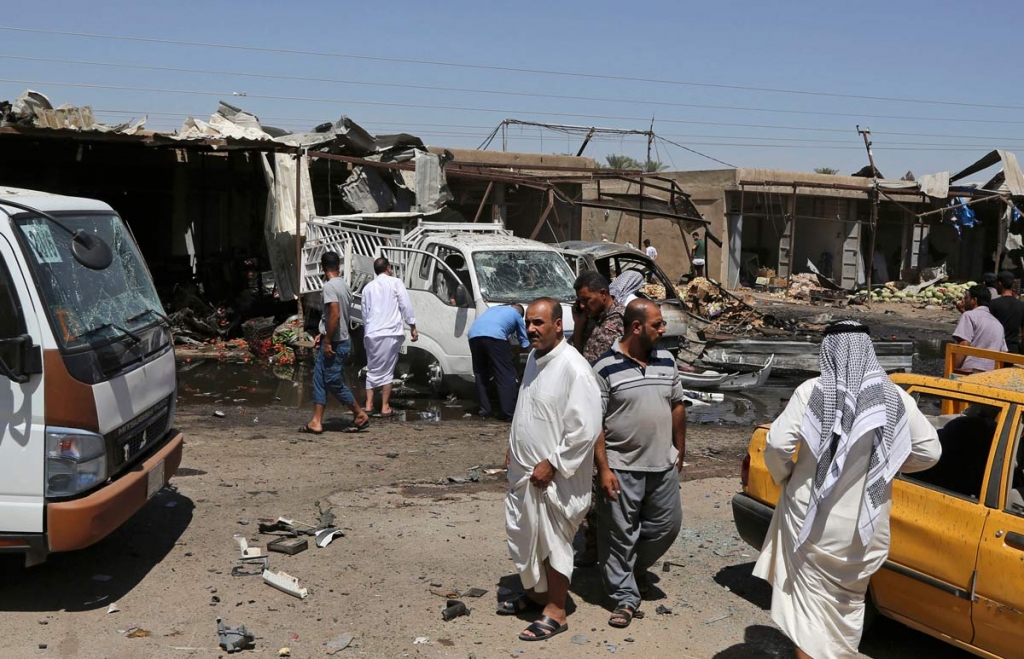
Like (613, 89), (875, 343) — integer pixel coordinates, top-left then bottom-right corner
(0, 334), (43, 384)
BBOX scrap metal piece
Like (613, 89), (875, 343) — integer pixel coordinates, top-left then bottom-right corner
(441, 599), (469, 621)
(234, 534), (265, 560)
(216, 617), (255, 654)
(263, 569), (308, 599)
(315, 528), (342, 548)
(268, 537), (308, 555)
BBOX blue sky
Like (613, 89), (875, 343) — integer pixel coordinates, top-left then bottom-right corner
(2, 0), (1022, 176)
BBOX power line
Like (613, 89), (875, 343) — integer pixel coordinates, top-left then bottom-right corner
(2, 53), (1021, 126)
(90, 109), (1024, 147)
(8, 77), (1024, 142)
(1, 25), (1019, 112)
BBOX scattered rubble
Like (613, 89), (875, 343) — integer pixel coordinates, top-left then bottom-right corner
(217, 617), (255, 653)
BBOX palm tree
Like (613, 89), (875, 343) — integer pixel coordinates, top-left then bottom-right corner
(643, 160), (668, 172)
(814, 167), (840, 175)
(605, 154), (642, 170)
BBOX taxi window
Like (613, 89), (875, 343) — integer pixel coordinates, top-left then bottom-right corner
(1007, 425), (1024, 518)
(0, 256), (28, 369)
(902, 391), (1003, 501)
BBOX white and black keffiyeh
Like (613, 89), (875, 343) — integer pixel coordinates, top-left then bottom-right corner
(797, 321), (912, 548)
(609, 271), (645, 306)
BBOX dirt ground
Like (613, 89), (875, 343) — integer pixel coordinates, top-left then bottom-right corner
(0, 385), (975, 658)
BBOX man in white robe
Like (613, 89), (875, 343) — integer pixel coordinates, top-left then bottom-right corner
(499, 297), (602, 642)
(754, 321), (941, 659)
(360, 257), (417, 417)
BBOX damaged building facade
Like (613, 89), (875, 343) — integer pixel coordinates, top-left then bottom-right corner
(581, 154), (1024, 290)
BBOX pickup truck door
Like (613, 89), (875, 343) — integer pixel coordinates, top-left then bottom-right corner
(869, 387), (1004, 644)
(0, 234), (46, 534)
(379, 246), (477, 377)
(972, 407), (1024, 658)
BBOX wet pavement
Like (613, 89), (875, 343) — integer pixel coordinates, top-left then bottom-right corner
(177, 338), (951, 428)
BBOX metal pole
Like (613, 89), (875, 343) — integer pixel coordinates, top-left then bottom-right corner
(638, 128), (653, 246)
(294, 150), (305, 321)
(858, 126), (879, 294)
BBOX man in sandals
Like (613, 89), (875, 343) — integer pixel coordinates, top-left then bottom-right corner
(593, 299), (685, 628)
(499, 298), (602, 641)
(300, 251), (370, 435)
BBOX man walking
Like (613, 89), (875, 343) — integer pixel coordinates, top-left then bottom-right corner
(467, 304), (528, 420)
(571, 271), (625, 364)
(593, 299), (686, 628)
(988, 271), (1023, 354)
(643, 238), (658, 262)
(498, 298), (602, 642)
(361, 257), (418, 417)
(690, 230), (706, 278)
(754, 321), (940, 658)
(952, 285), (1006, 373)
(300, 252), (370, 435)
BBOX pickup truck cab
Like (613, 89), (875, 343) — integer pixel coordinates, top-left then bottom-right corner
(733, 344), (1024, 659)
(0, 188), (182, 565)
(301, 213), (579, 391)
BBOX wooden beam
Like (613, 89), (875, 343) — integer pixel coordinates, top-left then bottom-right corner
(472, 181), (493, 223)
(530, 189), (556, 240)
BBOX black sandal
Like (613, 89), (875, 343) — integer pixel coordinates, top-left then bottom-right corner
(342, 419), (370, 434)
(298, 425), (323, 435)
(495, 593), (544, 616)
(609, 604), (637, 628)
(519, 614), (568, 641)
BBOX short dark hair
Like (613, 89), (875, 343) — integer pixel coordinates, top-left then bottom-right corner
(531, 297), (562, 322)
(691, 230), (700, 238)
(643, 239), (651, 246)
(511, 304), (525, 316)
(983, 272), (997, 285)
(997, 271), (1015, 290)
(969, 284), (992, 306)
(373, 257), (390, 275)
(321, 251), (341, 272)
(574, 270), (610, 293)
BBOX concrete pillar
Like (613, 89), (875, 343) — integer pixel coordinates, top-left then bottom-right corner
(491, 183), (507, 225)
(726, 212), (743, 289)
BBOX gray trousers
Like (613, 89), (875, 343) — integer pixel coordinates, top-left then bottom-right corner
(597, 468), (683, 609)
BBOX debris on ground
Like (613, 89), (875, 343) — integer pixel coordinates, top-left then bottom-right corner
(461, 587), (488, 598)
(655, 605), (673, 615)
(262, 569), (309, 599)
(217, 617), (255, 653)
(325, 633), (354, 655)
(267, 537), (308, 555)
(123, 627), (151, 638)
(441, 598), (469, 621)
(571, 634), (589, 645)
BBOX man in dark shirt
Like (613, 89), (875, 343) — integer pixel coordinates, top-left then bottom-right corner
(989, 271), (1024, 354)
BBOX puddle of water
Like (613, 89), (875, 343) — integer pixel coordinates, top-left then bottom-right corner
(176, 337), (947, 425)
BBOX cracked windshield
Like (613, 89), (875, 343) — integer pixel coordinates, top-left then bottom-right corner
(15, 214), (162, 348)
(472, 250), (576, 303)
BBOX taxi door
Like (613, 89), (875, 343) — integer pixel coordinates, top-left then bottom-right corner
(972, 408), (1024, 658)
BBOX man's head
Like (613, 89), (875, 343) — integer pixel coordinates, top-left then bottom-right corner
(966, 284), (991, 310)
(997, 271), (1015, 293)
(373, 257), (392, 276)
(983, 272), (997, 288)
(444, 253), (466, 271)
(321, 251), (341, 276)
(691, 231), (700, 241)
(820, 321), (875, 374)
(643, 239), (651, 247)
(511, 303), (525, 317)
(622, 299), (665, 351)
(525, 298), (563, 354)
(573, 270), (612, 320)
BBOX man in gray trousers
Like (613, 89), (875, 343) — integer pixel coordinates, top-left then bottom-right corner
(592, 299), (686, 628)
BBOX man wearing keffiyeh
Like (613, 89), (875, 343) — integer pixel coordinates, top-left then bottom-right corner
(752, 320), (941, 659)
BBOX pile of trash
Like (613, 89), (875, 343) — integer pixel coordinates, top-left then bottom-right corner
(786, 273), (825, 301)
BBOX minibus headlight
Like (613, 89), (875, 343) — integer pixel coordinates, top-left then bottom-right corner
(45, 428), (107, 497)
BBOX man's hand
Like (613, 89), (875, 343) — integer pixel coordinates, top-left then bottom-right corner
(530, 459), (556, 489)
(676, 454), (685, 473)
(323, 340), (335, 358)
(313, 334), (322, 348)
(410, 327), (419, 342)
(599, 468), (620, 501)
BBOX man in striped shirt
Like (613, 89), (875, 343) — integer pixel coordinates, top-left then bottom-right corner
(592, 299), (686, 628)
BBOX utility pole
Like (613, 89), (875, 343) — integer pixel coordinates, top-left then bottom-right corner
(638, 120), (654, 246)
(858, 125), (879, 296)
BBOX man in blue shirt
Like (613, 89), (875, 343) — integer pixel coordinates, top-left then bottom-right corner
(468, 304), (528, 420)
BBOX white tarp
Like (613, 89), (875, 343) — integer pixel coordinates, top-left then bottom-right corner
(262, 152), (314, 302)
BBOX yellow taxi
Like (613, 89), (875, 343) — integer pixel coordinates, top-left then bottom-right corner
(732, 345), (1024, 659)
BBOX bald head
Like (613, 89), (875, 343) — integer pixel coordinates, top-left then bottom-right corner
(622, 298), (665, 352)
(623, 298), (657, 328)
